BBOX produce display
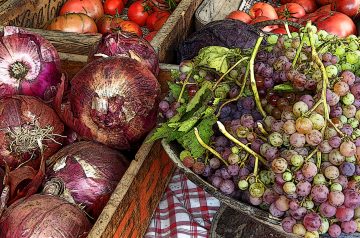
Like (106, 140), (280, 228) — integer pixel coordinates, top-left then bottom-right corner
(46, 0), (181, 41)
(0, 25), (161, 237)
(152, 20), (360, 237)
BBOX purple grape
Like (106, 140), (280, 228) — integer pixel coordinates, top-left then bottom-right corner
(256, 50), (268, 62)
(264, 146), (278, 161)
(243, 97), (255, 110)
(294, 171), (305, 182)
(340, 162), (356, 177)
(159, 100), (170, 112)
(271, 120), (284, 132)
(330, 105), (343, 118)
(344, 189), (360, 209)
(251, 139), (263, 153)
(341, 220), (357, 234)
(249, 196), (262, 205)
(320, 202), (337, 218)
(329, 136), (342, 148)
(264, 77), (274, 88)
(227, 164), (240, 176)
(334, 175), (349, 189)
(279, 71), (287, 82)
(296, 181), (311, 197)
(303, 212), (321, 231)
(219, 179), (235, 195)
(322, 52), (332, 62)
(328, 224), (341, 238)
(255, 62), (266, 72)
(240, 114), (255, 128)
(238, 167), (250, 178)
(281, 216), (296, 233)
(341, 124), (353, 136)
(263, 188), (279, 205)
(214, 136), (228, 147)
(300, 94), (314, 108)
(220, 106), (231, 118)
(262, 65), (274, 78)
(209, 158), (221, 169)
(202, 165), (212, 177)
(220, 167), (231, 180)
(229, 85), (240, 98)
(336, 206), (354, 222)
(311, 184), (329, 203)
(252, 111), (263, 121)
(356, 165), (360, 175)
(289, 200), (299, 210)
(165, 109), (175, 119)
(269, 203), (285, 218)
(273, 183), (284, 195)
(211, 176), (223, 188)
(353, 99), (360, 108)
(355, 138), (360, 147)
(289, 207), (307, 220)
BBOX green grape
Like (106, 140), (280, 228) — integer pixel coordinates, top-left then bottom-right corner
(304, 231), (319, 238)
(248, 176), (256, 184)
(348, 118), (359, 128)
(291, 154), (304, 167)
(346, 51), (359, 64)
(341, 62), (355, 71)
(325, 34), (336, 41)
(317, 30), (328, 39)
(312, 70), (322, 82)
(340, 115), (348, 124)
(318, 218), (329, 235)
(347, 34), (358, 41)
(309, 113), (325, 130)
(354, 175), (360, 182)
(284, 39), (292, 49)
(265, 46), (273, 52)
(291, 32), (299, 38)
(303, 200), (314, 209)
(330, 183), (343, 192)
(355, 110), (360, 120)
(282, 171), (293, 182)
(335, 46), (346, 56)
(267, 34), (279, 45)
(231, 146), (240, 154)
(283, 181), (296, 194)
(313, 174), (326, 185)
(342, 93), (355, 105)
(326, 65), (338, 78)
(249, 182), (265, 198)
(346, 155), (356, 163)
(353, 128), (360, 138)
(269, 132), (283, 147)
(303, 35), (310, 46)
(180, 150), (192, 161)
(259, 170), (272, 185)
(230, 70), (238, 79)
(238, 180), (249, 190)
(349, 41), (359, 51)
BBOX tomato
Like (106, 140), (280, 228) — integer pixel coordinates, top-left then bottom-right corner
(128, 1), (152, 26)
(316, 0), (333, 5)
(146, 11), (170, 31)
(316, 4), (332, 12)
(226, 11), (252, 23)
(271, 27), (288, 34)
(47, 13), (98, 33)
(249, 3), (278, 20)
(280, 0), (293, 3)
(277, 3), (306, 20)
(118, 20), (143, 37)
(122, 0), (129, 4)
(153, 15), (169, 31)
(148, 0), (168, 11)
(59, 0), (104, 20)
(144, 31), (158, 42)
(96, 15), (124, 34)
(314, 11), (357, 37)
(104, 0), (125, 15)
(250, 16), (279, 32)
(331, 0), (360, 17)
(289, 0), (317, 13)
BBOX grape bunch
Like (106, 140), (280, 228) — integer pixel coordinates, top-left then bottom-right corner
(155, 23), (360, 238)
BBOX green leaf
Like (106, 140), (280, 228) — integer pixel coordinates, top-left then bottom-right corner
(195, 46), (231, 73)
(168, 81), (182, 100)
(177, 115), (217, 158)
(274, 83), (294, 92)
(178, 117), (200, 132)
(168, 104), (187, 123)
(147, 123), (182, 143)
(186, 81), (212, 112)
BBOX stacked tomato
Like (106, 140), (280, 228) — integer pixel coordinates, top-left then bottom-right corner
(46, 0), (177, 41)
(226, 0), (359, 38)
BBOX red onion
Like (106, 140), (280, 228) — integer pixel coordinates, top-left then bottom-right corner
(88, 31), (160, 76)
(0, 95), (64, 170)
(55, 56), (160, 150)
(0, 194), (91, 238)
(0, 26), (62, 100)
(43, 141), (129, 219)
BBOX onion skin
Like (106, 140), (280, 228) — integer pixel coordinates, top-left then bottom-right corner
(43, 141), (129, 219)
(0, 194), (91, 238)
(0, 27), (62, 100)
(88, 31), (160, 76)
(56, 56), (160, 150)
(0, 95), (64, 170)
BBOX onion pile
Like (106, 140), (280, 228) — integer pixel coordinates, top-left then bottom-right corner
(89, 32), (160, 76)
(0, 26), (62, 100)
(0, 194), (91, 238)
(0, 95), (64, 170)
(55, 56), (161, 150)
(43, 141), (129, 219)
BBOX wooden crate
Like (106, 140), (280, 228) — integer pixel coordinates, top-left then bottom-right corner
(0, 0), (204, 63)
(0, 25), (178, 237)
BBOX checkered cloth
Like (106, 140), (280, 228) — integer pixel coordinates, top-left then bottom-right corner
(145, 169), (220, 238)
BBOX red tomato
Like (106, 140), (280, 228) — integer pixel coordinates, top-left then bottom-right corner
(277, 3), (306, 20)
(249, 3), (278, 20)
(128, 1), (152, 26)
(96, 15), (124, 34)
(104, 0), (125, 15)
(290, 0), (317, 13)
(144, 31), (158, 41)
(316, 4), (332, 12)
(146, 11), (170, 31)
(316, 0), (333, 5)
(314, 11), (357, 37)
(59, 0), (104, 20)
(47, 13), (98, 33)
(271, 27), (288, 34)
(250, 16), (279, 32)
(153, 15), (169, 31)
(226, 11), (252, 23)
(118, 20), (143, 37)
(110, 17), (125, 30)
(331, 0), (360, 17)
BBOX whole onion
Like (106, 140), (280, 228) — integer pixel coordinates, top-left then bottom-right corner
(88, 32), (160, 76)
(0, 194), (90, 238)
(55, 56), (160, 150)
(43, 141), (129, 219)
(0, 95), (64, 170)
(0, 26), (62, 100)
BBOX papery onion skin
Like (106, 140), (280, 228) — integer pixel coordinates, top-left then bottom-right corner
(0, 26), (62, 100)
(88, 31), (160, 76)
(43, 141), (129, 219)
(58, 56), (160, 150)
(0, 95), (64, 170)
(0, 194), (91, 238)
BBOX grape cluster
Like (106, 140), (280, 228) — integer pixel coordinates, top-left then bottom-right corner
(159, 25), (360, 238)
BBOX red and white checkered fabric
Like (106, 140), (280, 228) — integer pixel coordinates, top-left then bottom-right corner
(145, 169), (220, 238)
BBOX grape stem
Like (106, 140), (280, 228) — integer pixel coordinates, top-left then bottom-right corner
(303, 99), (323, 117)
(316, 151), (322, 169)
(327, 119), (346, 138)
(256, 122), (269, 136)
(305, 147), (318, 162)
(194, 127), (229, 166)
(250, 35), (267, 118)
(212, 57), (249, 90)
(284, 22), (292, 38)
(292, 32), (305, 67)
(177, 70), (192, 103)
(217, 121), (266, 176)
